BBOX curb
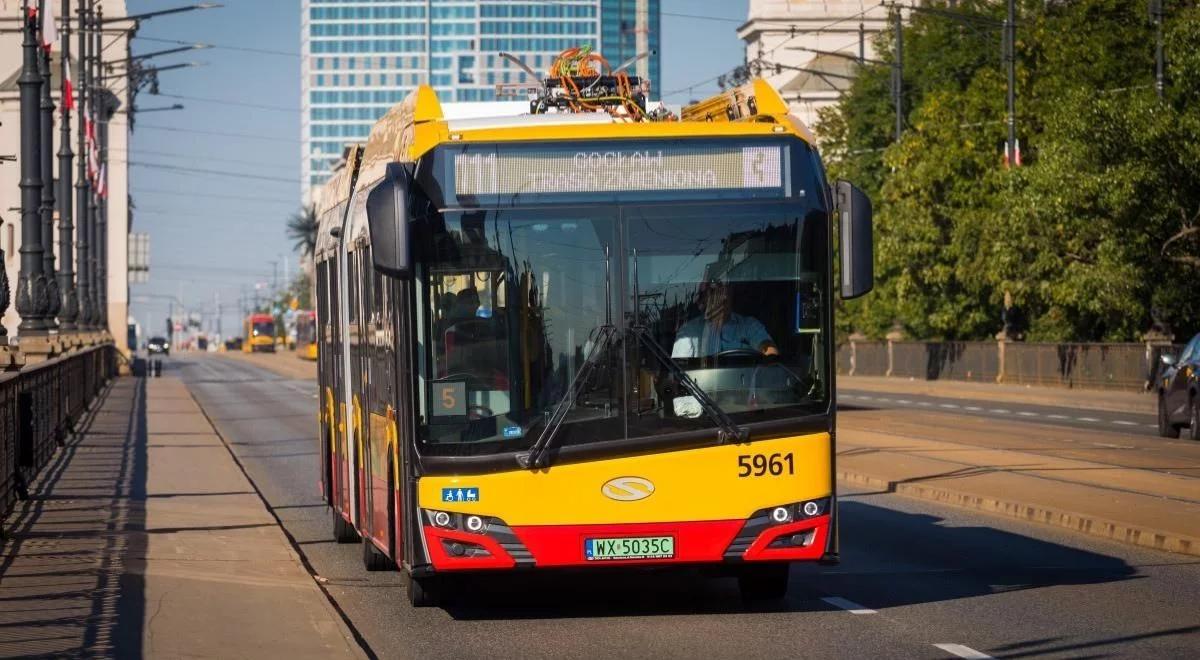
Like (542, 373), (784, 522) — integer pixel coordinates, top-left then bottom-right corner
(838, 469), (1200, 557)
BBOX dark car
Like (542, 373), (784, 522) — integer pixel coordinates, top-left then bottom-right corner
(147, 336), (170, 357)
(1156, 332), (1200, 440)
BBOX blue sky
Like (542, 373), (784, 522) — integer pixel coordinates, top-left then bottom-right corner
(126, 0), (747, 339)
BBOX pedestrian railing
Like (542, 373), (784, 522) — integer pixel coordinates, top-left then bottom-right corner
(838, 339), (1183, 391)
(0, 344), (117, 524)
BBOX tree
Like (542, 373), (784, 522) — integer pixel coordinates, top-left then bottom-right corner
(286, 205), (319, 258)
(819, 0), (1200, 342)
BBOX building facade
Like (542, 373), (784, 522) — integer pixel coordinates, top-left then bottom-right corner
(0, 1), (131, 345)
(738, 0), (888, 130)
(300, 0), (660, 198)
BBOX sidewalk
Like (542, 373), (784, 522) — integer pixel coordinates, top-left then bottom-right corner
(0, 375), (363, 659)
(839, 375), (1154, 415)
(837, 418), (1200, 557)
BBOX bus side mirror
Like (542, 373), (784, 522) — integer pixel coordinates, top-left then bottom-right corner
(366, 163), (413, 278)
(836, 180), (874, 299)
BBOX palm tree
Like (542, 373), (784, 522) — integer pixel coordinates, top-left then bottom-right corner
(286, 205), (319, 257)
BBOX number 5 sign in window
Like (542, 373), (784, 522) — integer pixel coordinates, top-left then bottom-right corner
(432, 380), (467, 418)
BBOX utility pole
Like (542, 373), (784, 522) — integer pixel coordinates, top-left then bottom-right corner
(58, 0), (78, 331)
(1004, 0), (1017, 166)
(16, 0), (49, 334)
(892, 6), (903, 142)
(859, 21), (865, 65)
(38, 0), (60, 330)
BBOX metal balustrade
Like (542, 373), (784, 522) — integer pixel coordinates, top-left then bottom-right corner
(0, 344), (117, 524)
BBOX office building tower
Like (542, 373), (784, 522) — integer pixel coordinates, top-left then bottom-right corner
(302, 0), (660, 199)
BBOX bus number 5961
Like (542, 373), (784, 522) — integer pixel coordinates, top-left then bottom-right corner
(737, 453), (794, 477)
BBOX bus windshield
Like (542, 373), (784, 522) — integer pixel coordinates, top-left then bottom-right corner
(252, 321), (274, 337)
(415, 203), (828, 456)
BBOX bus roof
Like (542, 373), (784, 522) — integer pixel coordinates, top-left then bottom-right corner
(247, 313), (274, 322)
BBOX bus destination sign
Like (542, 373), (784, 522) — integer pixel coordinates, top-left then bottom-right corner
(453, 144), (785, 198)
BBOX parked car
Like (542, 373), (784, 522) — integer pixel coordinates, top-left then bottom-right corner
(147, 336), (170, 357)
(1156, 331), (1200, 440)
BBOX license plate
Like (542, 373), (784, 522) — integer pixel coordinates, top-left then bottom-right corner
(584, 536), (675, 561)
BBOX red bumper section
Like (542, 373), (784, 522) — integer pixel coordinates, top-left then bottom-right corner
(422, 510), (830, 571)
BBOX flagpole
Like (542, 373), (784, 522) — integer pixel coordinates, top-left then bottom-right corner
(38, 0), (60, 330)
(16, 0), (49, 334)
(75, 0), (91, 331)
(57, 0), (77, 331)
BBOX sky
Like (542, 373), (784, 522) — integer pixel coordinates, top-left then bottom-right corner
(126, 0), (748, 340)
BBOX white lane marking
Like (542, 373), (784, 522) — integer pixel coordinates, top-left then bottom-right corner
(918, 401), (933, 407)
(896, 399), (912, 404)
(1112, 420), (1137, 426)
(876, 397), (891, 402)
(939, 403), (960, 409)
(1146, 424), (1159, 428)
(1093, 442), (1134, 449)
(964, 406), (982, 411)
(1047, 414), (1069, 420)
(1017, 411), (1039, 417)
(989, 409), (1009, 414)
(820, 596), (876, 614)
(933, 643), (994, 659)
(859, 395), (874, 400)
(1077, 417), (1100, 422)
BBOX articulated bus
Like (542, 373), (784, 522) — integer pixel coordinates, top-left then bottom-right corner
(242, 313), (276, 353)
(313, 65), (872, 606)
(296, 310), (319, 360)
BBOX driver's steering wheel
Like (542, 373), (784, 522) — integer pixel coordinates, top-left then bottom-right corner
(715, 348), (763, 360)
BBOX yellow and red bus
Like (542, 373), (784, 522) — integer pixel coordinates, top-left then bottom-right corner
(313, 61), (872, 606)
(242, 313), (276, 353)
(296, 310), (318, 360)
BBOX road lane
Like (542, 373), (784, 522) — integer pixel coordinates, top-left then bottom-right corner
(839, 389), (1159, 435)
(169, 354), (1200, 659)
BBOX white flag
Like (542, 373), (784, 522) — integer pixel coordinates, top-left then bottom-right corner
(40, 1), (57, 50)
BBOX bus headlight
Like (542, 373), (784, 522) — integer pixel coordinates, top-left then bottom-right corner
(802, 501), (821, 517)
(770, 506), (793, 523)
(465, 515), (486, 533)
(431, 510), (453, 528)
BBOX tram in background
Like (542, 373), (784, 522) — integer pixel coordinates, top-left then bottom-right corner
(296, 310), (318, 360)
(242, 313), (276, 353)
(312, 49), (873, 607)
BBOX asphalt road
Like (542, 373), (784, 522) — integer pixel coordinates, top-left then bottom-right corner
(169, 354), (1200, 659)
(840, 389), (1158, 436)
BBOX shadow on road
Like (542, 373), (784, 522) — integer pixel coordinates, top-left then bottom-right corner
(434, 498), (1142, 621)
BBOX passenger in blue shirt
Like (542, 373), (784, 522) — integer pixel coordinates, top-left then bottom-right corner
(671, 281), (778, 359)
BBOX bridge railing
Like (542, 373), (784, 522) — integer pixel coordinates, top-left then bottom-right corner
(0, 344), (117, 523)
(837, 339), (1184, 391)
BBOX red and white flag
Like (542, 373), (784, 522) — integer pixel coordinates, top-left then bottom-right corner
(62, 66), (74, 111)
(40, 0), (57, 51)
(96, 164), (108, 199)
(85, 106), (99, 181)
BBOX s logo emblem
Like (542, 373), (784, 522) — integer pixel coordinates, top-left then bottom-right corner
(601, 476), (655, 502)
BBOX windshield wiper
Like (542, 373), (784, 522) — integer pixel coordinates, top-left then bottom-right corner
(628, 325), (749, 444)
(521, 245), (618, 470)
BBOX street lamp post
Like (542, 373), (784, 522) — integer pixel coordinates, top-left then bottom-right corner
(16, 0), (49, 334)
(94, 5), (106, 331)
(75, 0), (92, 331)
(38, 0), (60, 330)
(57, 0), (78, 331)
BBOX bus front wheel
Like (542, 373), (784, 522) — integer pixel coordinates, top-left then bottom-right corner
(738, 563), (790, 602)
(403, 571), (438, 608)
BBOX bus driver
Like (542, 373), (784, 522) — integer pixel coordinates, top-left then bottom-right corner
(671, 281), (779, 359)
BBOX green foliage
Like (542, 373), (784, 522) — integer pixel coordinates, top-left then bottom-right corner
(820, 0), (1200, 342)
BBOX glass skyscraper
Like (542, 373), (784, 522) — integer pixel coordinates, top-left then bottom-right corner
(301, 0), (661, 198)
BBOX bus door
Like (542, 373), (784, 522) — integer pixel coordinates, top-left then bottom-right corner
(316, 261), (334, 504)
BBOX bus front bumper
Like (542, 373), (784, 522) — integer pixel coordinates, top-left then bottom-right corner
(421, 509), (830, 571)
